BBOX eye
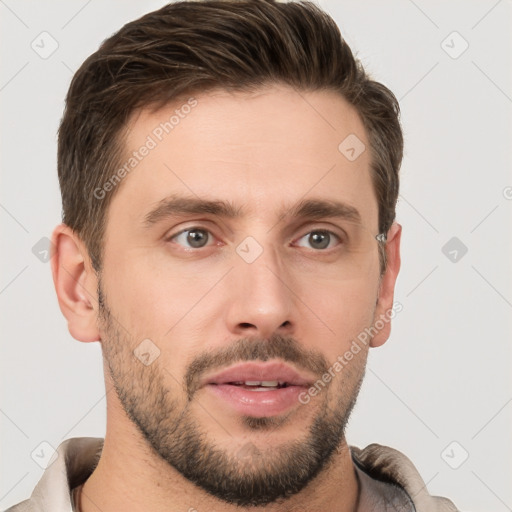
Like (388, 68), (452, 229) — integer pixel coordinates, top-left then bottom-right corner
(294, 230), (342, 250)
(166, 226), (343, 252)
(168, 227), (214, 249)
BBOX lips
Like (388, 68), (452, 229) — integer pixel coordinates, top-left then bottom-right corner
(200, 362), (316, 417)
(201, 361), (315, 389)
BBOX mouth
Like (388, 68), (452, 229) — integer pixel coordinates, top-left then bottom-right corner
(219, 380), (290, 390)
(200, 361), (315, 417)
(201, 360), (315, 388)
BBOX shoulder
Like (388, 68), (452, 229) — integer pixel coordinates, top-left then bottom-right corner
(350, 443), (460, 511)
(4, 437), (104, 512)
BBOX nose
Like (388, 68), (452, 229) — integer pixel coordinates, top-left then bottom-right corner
(224, 241), (296, 340)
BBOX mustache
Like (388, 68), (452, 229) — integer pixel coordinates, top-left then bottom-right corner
(185, 333), (329, 400)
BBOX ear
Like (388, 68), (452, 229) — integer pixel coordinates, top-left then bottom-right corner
(51, 223), (100, 343)
(370, 222), (402, 348)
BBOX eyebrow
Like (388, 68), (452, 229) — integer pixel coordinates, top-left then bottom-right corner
(143, 194), (362, 227)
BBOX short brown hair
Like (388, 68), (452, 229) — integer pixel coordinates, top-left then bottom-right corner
(58, 0), (403, 273)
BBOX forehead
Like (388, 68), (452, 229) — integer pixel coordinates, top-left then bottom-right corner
(107, 85), (378, 232)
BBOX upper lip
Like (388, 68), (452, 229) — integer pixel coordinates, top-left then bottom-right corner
(200, 361), (316, 388)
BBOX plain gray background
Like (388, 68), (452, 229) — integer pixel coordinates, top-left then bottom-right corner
(1, 1), (511, 510)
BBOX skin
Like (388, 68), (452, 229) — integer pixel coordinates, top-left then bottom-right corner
(51, 84), (401, 512)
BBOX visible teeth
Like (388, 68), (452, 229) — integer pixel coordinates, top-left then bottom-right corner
(260, 380), (279, 387)
(228, 380), (288, 388)
(242, 380), (280, 387)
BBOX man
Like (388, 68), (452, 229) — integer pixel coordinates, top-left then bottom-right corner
(8, 1), (458, 510)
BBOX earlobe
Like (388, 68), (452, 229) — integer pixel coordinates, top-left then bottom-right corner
(370, 222), (402, 348)
(51, 224), (101, 343)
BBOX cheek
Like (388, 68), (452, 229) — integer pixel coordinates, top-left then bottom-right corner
(305, 279), (378, 360)
(103, 239), (379, 361)
(105, 251), (223, 340)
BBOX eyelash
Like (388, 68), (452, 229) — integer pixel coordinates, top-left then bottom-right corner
(165, 226), (344, 252)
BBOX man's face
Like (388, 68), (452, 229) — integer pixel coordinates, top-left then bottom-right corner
(97, 85), (384, 505)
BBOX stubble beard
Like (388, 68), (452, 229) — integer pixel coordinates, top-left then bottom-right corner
(97, 282), (367, 507)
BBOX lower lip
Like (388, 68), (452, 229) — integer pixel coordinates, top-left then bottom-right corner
(205, 384), (307, 417)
